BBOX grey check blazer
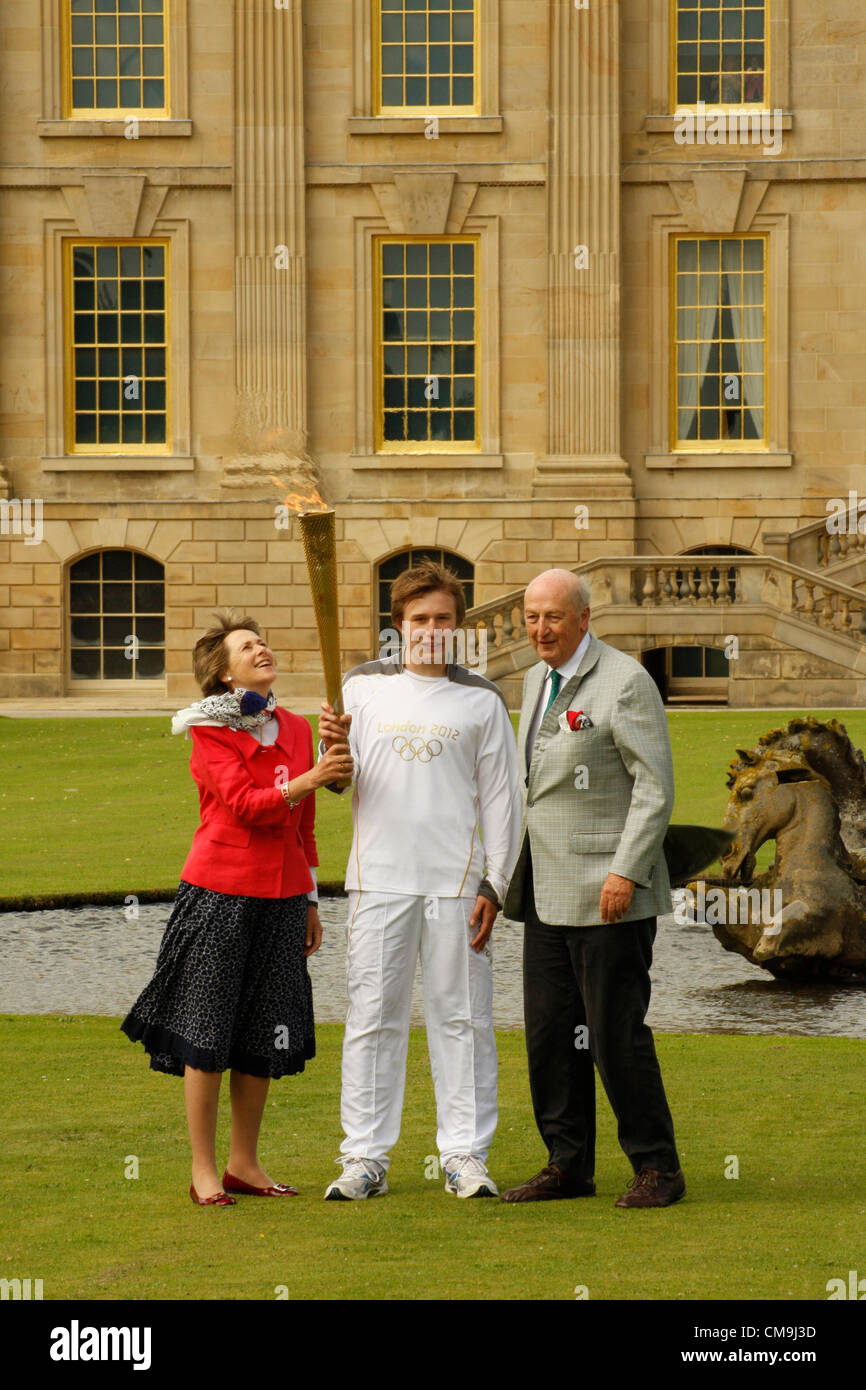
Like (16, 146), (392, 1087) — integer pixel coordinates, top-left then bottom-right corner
(503, 633), (675, 927)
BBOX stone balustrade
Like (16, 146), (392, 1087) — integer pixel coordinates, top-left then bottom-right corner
(466, 597), (528, 654)
(465, 555), (866, 663)
(787, 512), (866, 571)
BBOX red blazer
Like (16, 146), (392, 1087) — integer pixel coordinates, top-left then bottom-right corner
(179, 707), (319, 900)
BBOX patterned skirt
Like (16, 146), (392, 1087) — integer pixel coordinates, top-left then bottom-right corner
(120, 879), (315, 1078)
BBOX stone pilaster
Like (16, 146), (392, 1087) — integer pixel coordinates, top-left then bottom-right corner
(223, 0), (309, 491)
(535, 0), (632, 500)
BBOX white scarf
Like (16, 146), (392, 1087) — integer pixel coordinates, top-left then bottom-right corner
(171, 687), (277, 738)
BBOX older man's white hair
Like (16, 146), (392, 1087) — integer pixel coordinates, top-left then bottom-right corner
(525, 569), (590, 614)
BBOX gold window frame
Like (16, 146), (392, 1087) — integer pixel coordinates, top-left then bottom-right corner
(644, 0), (790, 135)
(372, 0), (480, 117)
(668, 232), (769, 454)
(64, 237), (172, 456)
(62, 0), (170, 119)
(374, 233), (481, 455)
(669, 0), (769, 112)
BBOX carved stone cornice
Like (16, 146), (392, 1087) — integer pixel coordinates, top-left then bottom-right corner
(667, 171), (769, 232)
(370, 173), (478, 234)
(59, 174), (167, 236)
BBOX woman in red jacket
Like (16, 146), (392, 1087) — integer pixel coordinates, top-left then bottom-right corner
(121, 613), (352, 1206)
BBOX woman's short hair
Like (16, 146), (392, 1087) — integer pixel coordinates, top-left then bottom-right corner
(390, 560), (466, 628)
(193, 611), (262, 696)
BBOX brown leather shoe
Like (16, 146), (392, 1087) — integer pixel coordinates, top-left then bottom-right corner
(500, 1164), (595, 1203)
(614, 1167), (685, 1208)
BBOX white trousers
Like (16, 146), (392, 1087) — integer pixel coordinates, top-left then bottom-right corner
(339, 891), (497, 1168)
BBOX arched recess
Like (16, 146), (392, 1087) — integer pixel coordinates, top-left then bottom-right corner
(67, 547), (165, 687)
(374, 547), (475, 653)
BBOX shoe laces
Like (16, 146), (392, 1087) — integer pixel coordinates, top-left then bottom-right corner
(339, 1157), (384, 1181)
(445, 1154), (488, 1179)
(628, 1168), (661, 1192)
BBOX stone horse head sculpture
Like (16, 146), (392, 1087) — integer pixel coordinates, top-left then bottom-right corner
(693, 716), (866, 979)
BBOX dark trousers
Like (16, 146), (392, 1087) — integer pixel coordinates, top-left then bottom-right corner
(523, 854), (680, 1179)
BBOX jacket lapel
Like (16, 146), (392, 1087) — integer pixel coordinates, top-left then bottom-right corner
(230, 727), (260, 762)
(520, 663), (546, 777)
(536, 634), (603, 740)
(227, 707), (296, 767)
(272, 707), (297, 764)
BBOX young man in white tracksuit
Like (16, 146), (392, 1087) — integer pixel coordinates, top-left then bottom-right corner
(318, 561), (521, 1199)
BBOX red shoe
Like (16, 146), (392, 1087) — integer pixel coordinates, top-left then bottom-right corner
(222, 1169), (299, 1197)
(189, 1182), (236, 1206)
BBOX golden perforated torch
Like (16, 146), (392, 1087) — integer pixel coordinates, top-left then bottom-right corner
(270, 479), (352, 789)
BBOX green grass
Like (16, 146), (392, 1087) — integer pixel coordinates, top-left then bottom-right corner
(4, 709), (866, 904)
(0, 716), (354, 902)
(2, 1017), (864, 1301)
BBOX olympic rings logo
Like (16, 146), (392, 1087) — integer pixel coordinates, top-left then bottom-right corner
(391, 735), (443, 763)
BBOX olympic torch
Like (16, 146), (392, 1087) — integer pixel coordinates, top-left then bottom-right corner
(268, 476), (352, 788)
(296, 507), (344, 710)
(294, 503), (353, 790)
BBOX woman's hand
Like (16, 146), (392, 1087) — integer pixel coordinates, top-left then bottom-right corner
(310, 741), (354, 789)
(319, 701), (352, 750)
(305, 903), (322, 956)
(280, 732), (353, 803)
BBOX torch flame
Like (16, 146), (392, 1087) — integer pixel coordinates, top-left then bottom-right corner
(268, 475), (330, 515)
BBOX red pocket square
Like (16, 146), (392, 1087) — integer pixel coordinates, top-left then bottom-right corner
(566, 709), (594, 730)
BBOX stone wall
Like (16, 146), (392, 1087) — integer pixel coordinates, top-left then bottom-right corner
(0, 498), (641, 700)
(1, 3), (865, 709)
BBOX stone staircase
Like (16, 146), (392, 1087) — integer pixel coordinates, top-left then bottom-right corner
(465, 551), (866, 708)
(782, 509), (866, 591)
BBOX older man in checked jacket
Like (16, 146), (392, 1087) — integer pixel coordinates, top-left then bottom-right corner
(501, 568), (685, 1209)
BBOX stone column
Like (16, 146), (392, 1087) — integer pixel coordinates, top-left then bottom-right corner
(224, 0), (309, 489)
(534, 0), (632, 499)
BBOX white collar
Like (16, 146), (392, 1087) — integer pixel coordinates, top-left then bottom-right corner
(545, 630), (590, 686)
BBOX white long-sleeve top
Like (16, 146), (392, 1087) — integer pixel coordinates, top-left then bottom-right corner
(329, 659), (522, 902)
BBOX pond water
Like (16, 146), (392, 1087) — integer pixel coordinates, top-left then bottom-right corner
(1, 897), (864, 1037)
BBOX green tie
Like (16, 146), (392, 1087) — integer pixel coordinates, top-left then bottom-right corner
(544, 668), (562, 714)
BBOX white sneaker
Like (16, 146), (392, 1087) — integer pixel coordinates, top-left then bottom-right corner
(443, 1154), (499, 1199)
(324, 1157), (388, 1201)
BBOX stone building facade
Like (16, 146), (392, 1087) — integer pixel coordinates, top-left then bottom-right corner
(1, 1), (865, 709)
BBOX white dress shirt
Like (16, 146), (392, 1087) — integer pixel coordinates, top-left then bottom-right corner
(526, 630), (591, 766)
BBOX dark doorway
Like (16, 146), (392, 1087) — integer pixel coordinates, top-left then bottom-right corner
(642, 646), (668, 704)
